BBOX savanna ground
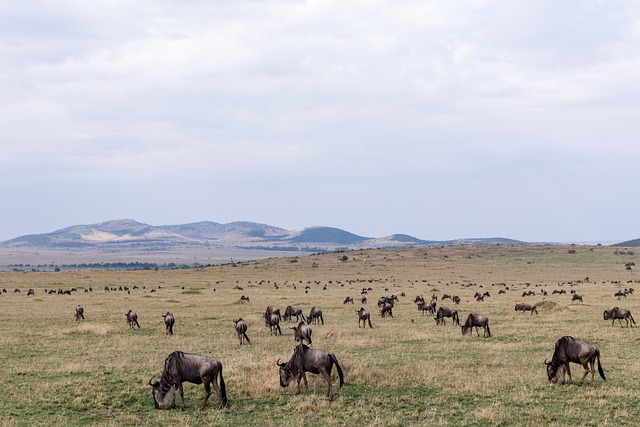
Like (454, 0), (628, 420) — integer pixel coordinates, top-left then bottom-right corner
(1, 244), (639, 427)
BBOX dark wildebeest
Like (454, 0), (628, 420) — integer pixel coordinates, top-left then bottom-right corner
(361, 296), (367, 304)
(380, 302), (394, 318)
(356, 307), (373, 328)
(417, 300), (436, 316)
(266, 313), (282, 335)
(277, 344), (344, 400)
(291, 321), (313, 345)
(264, 306), (282, 322)
(452, 295), (461, 305)
(75, 305), (85, 321)
(515, 303), (539, 315)
(545, 336), (605, 386)
(435, 306), (459, 326)
(461, 313), (491, 337)
(150, 351), (227, 410)
(126, 310), (140, 329)
(162, 312), (175, 335)
(614, 291), (627, 299)
(307, 307), (324, 325)
(571, 294), (583, 303)
(234, 318), (251, 344)
(603, 307), (636, 327)
(414, 295), (425, 304)
(343, 296), (354, 304)
(240, 295), (250, 303)
(283, 306), (306, 322)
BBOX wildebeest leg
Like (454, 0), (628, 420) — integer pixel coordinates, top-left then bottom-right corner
(475, 326), (480, 337)
(295, 374), (303, 395)
(578, 362), (591, 386)
(564, 364), (573, 385)
(321, 370), (333, 400)
(200, 381), (212, 411)
(178, 383), (186, 409)
(302, 372), (309, 393)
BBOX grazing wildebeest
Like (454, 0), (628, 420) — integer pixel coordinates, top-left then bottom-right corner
(417, 300), (436, 316)
(356, 307), (373, 328)
(515, 303), (538, 315)
(283, 306), (306, 322)
(361, 296), (367, 304)
(343, 296), (354, 304)
(380, 302), (394, 318)
(162, 312), (175, 335)
(150, 351), (227, 410)
(442, 294), (451, 300)
(234, 318), (251, 344)
(126, 310), (140, 329)
(614, 291), (627, 299)
(266, 313), (282, 335)
(307, 307), (324, 325)
(435, 306), (459, 326)
(277, 344), (344, 400)
(571, 294), (583, 303)
(545, 336), (605, 386)
(414, 295), (425, 304)
(75, 305), (85, 321)
(264, 306), (282, 322)
(290, 321), (313, 345)
(452, 295), (461, 305)
(240, 295), (250, 303)
(377, 296), (397, 307)
(603, 307), (636, 327)
(27, 289), (35, 296)
(461, 313), (491, 337)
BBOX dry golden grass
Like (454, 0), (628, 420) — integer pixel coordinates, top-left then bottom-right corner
(1, 244), (640, 426)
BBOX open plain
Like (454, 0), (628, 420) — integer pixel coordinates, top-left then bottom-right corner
(1, 244), (639, 426)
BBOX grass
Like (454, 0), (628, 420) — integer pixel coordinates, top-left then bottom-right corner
(1, 244), (640, 426)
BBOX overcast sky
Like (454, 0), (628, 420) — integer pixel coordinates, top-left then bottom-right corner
(2, 1), (639, 243)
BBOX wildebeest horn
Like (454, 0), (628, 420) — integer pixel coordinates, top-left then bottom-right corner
(149, 378), (157, 386)
(276, 359), (285, 367)
(544, 358), (550, 365)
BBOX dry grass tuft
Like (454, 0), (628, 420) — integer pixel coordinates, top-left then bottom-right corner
(62, 323), (116, 336)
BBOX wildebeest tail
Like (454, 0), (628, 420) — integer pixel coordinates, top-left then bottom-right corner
(596, 349), (606, 381)
(330, 353), (344, 388)
(243, 332), (251, 344)
(367, 317), (373, 328)
(486, 322), (491, 337)
(218, 362), (228, 407)
(630, 312), (636, 326)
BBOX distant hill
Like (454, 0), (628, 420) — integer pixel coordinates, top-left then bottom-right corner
(612, 238), (640, 247)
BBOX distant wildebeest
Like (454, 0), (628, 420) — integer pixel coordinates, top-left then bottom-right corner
(380, 302), (394, 318)
(283, 306), (306, 323)
(234, 318), (251, 345)
(75, 305), (84, 321)
(417, 300), (436, 316)
(614, 291), (627, 299)
(162, 312), (175, 335)
(27, 289), (35, 296)
(603, 307), (636, 327)
(277, 344), (344, 400)
(515, 303), (539, 315)
(240, 295), (250, 303)
(571, 294), (583, 303)
(126, 310), (140, 329)
(356, 307), (373, 328)
(264, 306), (282, 322)
(435, 306), (459, 326)
(498, 289), (506, 294)
(545, 336), (605, 386)
(307, 307), (324, 325)
(552, 289), (566, 295)
(343, 296), (354, 304)
(442, 294), (451, 300)
(377, 295), (397, 307)
(150, 351), (227, 410)
(452, 295), (461, 305)
(291, 321), (313, 345)
(266, 313), (282, 335)
(414, 295), (425, 304)
(361, 296), (367, 304)
(461, 313), (491, 337)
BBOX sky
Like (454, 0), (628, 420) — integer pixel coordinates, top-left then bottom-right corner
(2, 0), (639, 243)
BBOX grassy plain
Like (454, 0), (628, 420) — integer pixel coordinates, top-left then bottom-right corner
(1, 244), (639, 426)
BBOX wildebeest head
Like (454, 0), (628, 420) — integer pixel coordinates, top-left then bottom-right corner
(544, 359), (560, 383)
(149, 378), (176, 409)
(276, 359), (296, 387)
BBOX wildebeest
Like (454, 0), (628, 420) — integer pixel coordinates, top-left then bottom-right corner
(162, 312), (175, 335)
(264, 306), (282, 322)
(414, 295), (425, 304)
(361, 296), (367, 304)
(150, 351), (227, 410)
(461, 313), (491, 337)
(277, 344), (344, 400)
(283, 305), (306, 323)
(290, 321), (313, 345)
(75, 305), (84, 321)
(380, 302), (393, 318)
(417, 300), (436, 316)
(234, 318), (251, 344)
(614, 291), (627, 299)
(240, 295), (251, 303)
(603, 307), (636, 327)
(356, 307), (373, 328)
(126, 310), (140, 329)
(571, 294), (583, 303)
(307, 307), (324, 325)
(27, 289), (35, 296)
(343, 296), (354, 304)
(435, 306), (459, 326)
(266, 313), (282, 335)
(452, 295), (461, 305)
(545, 336), (605, 385)
(515, 303), (538, 315)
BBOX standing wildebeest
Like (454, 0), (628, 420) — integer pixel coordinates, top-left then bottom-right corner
(75, 305), (84, 321)
(264, 306), (282, 322)
(414, 295), (425, 304)
(240, 295), (251, 303)
(356, 307), (373, 328)
(277, 344), (344, 400)
(603, 307), (636, 327)
(435, 306), (459, 326)
(162, 312), (175, 335)
(571, 294), (583, 303)
(461, 313), (491, 337)
(150, 351), (227, 410)
(361, 296), (367, 304)
(234, 318), (251, 344)
(452, 295), (461, 305)
(266, 313), (282, 335)
(545, 336), (605, 385)
(417, 300), (436, 316)
(284, 306), (306, 322)
(614, 291), (627, 299)
(291, 321), (313, 345)
(307, 307), (324, 325)
(126, 310), (140, 329)
(343, 296), (354, 304)
(380, 302), (394, 318)
(515, 303), (539, 315)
